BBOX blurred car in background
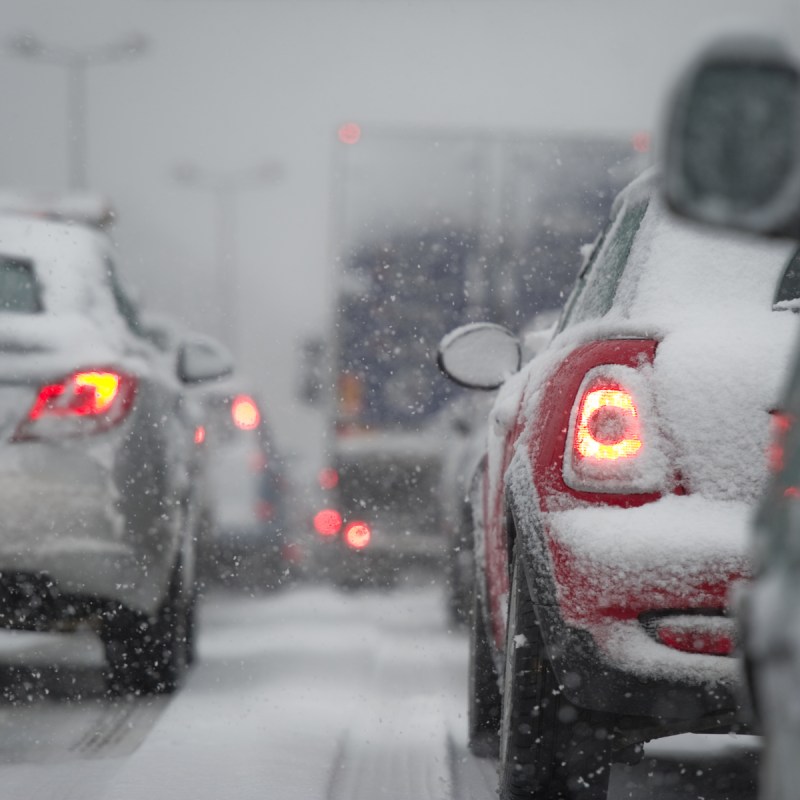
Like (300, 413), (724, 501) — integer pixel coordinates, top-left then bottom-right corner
(435, 392), (493, 625)
(439, 171), (799, 799)
(197, 382), (294, 590)
(140, 314), (294, 590)
(0, 212), (231, 695)
(662, 37), (800, 800)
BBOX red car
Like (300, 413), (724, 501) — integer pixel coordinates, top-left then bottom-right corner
(438, 171), (800, 799)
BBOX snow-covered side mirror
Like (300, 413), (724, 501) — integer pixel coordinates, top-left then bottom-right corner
(437, 323), (521, 390)
(177, 337), (234, 384)
(663, 36), (800, 238)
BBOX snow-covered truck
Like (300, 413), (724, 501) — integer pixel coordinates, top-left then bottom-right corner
(311, 128), (643, 586)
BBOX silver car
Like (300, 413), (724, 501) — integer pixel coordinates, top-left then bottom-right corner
(0, 214), (230, 695)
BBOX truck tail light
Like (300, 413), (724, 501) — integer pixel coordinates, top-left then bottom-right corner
(314, 509), (342, 537)
(15, 369), (137, 440)
(344, 520), (371, 550)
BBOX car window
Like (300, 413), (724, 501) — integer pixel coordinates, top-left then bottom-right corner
(0, 256), (41, 313)
(774, 247), (800, 310)
(555, 230), (606, 334)
(560, 199), (648, 328)
(105, 257), (144, 336)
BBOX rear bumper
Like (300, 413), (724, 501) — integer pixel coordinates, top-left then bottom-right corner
(509, 478), (749, 726)
(0, 445), (175, 618)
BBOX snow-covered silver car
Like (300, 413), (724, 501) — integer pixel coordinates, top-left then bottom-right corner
(0, 214), (230, 695)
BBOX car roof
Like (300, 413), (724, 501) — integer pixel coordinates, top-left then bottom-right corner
(0, 214), (113, 316)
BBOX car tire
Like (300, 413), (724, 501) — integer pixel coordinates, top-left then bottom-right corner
(103, 560), (190, 696)
(468, 589), (501, 757)
(498, 553), (614, 800)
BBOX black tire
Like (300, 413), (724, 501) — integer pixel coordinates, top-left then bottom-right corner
(447, 546), (472, 627)
(103, 561), (190, 696)
(184, 590), (198, 667)
(499, 554), (614, 800)
(468, 589), (501, 757)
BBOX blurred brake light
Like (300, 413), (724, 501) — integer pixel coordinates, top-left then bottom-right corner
(194, 425), (206, 444)
(318, 467), (339, 490)
(231, 394), (260, 430)
(15, 369), (137, 440)
(769, 410), (794, 472)
(575, 384), (642, 461)
(344, 520), (371, 550)
(313, 509), (342, 537)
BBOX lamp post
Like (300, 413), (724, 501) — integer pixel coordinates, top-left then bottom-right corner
(173, 161), (284, 353)
(7, 32), (149, 190)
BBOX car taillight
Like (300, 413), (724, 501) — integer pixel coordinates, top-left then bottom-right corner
(574, 383), (642, 462)
(768, 410), (793, 472)
(343, 520), (371, 550)
(231, 394), (260, 430)
(15, 369), (137, 441)
(563, 364), (668, 495)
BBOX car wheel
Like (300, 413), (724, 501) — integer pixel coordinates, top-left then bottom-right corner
(103, 560), (190, 696)
(498, 553), (613, 800)
(447, 544), (472, 627)
(468, 589), (501, 757)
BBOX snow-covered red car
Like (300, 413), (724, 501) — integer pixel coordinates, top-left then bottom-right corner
(438, 171), (800, 799)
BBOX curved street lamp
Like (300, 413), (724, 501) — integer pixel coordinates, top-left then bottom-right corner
(7, 32), (149, 189)
(173, 160), (284, 351)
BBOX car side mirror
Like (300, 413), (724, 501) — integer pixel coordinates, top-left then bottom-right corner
(437, 323), (521, 390)
(177, 338), (234, 384)
(663, 36), (800, 238)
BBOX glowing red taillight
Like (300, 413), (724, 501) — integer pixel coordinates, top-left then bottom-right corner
(15, 369), (137, 440)
(562, 358), (667, 497)
(343, 520), (371, 550)
(194, 425), (206, 445)
(314, 509), (342, 537)
(231, 394), (260, 430)
(574, 384), (642, 462)
(768, 411), (793, 472)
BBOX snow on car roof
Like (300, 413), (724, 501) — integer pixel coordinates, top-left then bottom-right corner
(0, 214), (115, 316)
(0, 215), (131, 369)
(615, 194), (795, 326)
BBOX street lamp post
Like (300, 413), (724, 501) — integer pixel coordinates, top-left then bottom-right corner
(7, 32), (149, 190)
(173, 161), (284, 353)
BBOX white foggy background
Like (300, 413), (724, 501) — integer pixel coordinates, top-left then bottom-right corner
(0, 0), (792, 473)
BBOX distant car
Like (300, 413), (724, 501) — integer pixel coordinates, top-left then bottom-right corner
(435, 392), (493, 625)
(439, 171), (799, 799)
(0, 214), (230, 695)
(197, 382), (292, 589)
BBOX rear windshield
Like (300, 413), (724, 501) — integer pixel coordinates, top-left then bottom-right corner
(0, 257), (41, 313)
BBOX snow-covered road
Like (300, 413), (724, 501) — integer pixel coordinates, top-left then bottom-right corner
(0, 580), (761, 799)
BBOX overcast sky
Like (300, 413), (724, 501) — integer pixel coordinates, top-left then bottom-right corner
(0, 0), (794, 471)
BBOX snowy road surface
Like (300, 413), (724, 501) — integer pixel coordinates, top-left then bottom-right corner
(0, 580), (760, 799)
